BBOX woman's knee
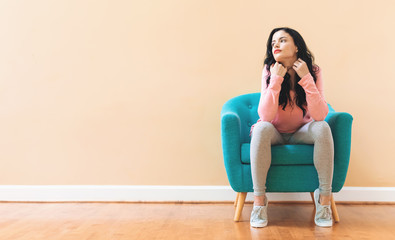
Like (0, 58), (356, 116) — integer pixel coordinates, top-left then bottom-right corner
(310, 121), (332, 139)
(253, 121), (276, 136)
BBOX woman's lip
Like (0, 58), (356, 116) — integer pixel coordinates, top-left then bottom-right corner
(274, 50), (281, 54)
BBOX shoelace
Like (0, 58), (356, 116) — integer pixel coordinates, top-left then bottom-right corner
(318, 206), (331, 219)
(253, 206), (266, 220)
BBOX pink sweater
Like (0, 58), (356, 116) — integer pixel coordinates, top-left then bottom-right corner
(250, 65), (329, 135)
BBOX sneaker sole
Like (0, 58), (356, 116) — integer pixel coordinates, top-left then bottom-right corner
(314, 221), (333, 227)
(250, 222), (268, 228)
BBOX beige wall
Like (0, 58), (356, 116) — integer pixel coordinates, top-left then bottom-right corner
(0, 0), (394, 186)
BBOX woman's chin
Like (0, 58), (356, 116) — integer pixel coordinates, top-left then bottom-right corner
(274, 57), (283, 62)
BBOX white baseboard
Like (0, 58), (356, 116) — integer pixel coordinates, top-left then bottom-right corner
(0, 185), (394, 202)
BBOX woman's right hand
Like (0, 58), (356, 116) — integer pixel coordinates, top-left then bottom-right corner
(270, 62), (287, 77)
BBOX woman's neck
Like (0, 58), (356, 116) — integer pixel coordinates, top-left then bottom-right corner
(278, 59), (297, 85)
(287, 67), (297, 89)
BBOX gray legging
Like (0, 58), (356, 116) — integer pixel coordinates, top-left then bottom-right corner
(250, 120), (334, 196)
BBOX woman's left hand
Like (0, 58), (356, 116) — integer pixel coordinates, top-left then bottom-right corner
(292, 58), (310, 79)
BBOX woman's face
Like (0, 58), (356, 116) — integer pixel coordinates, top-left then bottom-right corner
(271, 30), (298, 63)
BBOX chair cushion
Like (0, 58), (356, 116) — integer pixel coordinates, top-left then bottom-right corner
(241, 143), (314, 165)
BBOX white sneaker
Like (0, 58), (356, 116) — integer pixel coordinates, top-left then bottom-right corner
(313, 188), (333, 227)
(250, 195), (268, 228)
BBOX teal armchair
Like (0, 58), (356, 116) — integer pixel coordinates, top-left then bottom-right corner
(220, 93), (353, 222)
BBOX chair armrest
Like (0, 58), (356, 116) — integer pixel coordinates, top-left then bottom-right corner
(325, 111), (354, 191)
(221, 111), (243, 183)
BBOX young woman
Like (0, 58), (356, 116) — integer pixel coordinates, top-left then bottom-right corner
(249, 27), (334, 228)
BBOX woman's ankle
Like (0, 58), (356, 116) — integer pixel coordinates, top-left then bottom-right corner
(254, 195), (266, 206)
(319, 194), (331, 205)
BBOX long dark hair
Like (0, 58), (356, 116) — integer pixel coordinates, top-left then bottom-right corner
(263, 27), (319, 117)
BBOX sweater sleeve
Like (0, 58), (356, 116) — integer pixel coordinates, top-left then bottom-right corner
(257, 65), (284, 121)
(297, 66), (329, 121)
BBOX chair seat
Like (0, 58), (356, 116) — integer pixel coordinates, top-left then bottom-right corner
(241, 143), (314, 165)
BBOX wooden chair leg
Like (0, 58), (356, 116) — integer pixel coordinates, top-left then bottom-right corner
(234, 192), (240, 207)
(331, 193), (340, 223)
(234, 192), (247, 222)
(310, 192), (340, 223)
(310, 192), (314, 205)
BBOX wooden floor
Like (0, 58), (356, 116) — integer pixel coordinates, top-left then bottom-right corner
(0, 202), (395, 240)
